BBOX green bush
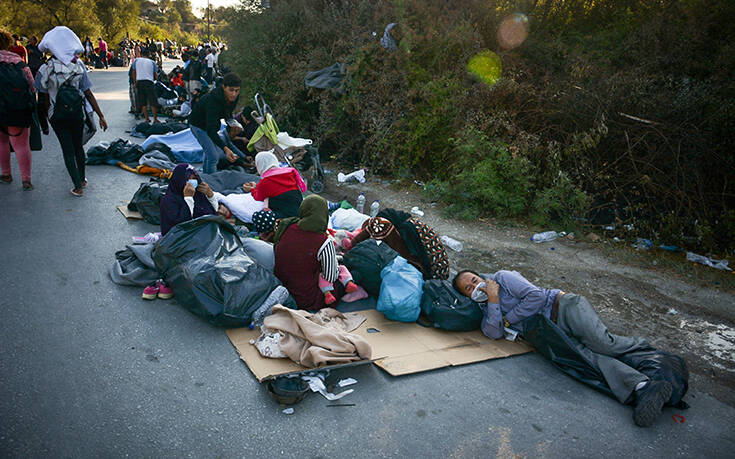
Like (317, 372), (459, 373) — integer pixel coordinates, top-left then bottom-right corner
(222, 0), (735, 254)
(425, 127), (532, 219)
(532, 172), (590, 230)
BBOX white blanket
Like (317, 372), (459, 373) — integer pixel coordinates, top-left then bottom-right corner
(214, 192), (265, 223)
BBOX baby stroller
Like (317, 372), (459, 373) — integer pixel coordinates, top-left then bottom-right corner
(247, 93), (326, 193)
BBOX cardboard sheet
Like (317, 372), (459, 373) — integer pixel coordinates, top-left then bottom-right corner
(226, 309), (533, 382)
(117, 203), (143, 220)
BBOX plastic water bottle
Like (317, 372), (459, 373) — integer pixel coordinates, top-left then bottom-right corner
(440, 235), (463, 252)
(370, 200), (380, 217)
(531, 231), (558, 243)
(356, 193), (366, 214)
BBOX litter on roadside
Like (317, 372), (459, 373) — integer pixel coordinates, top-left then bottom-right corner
(632, 238), (653, 250)
(338, 378), (358, 387)
(531, 231), (558, 243)
(302, 374), (354, 401)
(686, 252), (732, 271)
(337, 169), (366, 183)
(441, 235), (463, 252)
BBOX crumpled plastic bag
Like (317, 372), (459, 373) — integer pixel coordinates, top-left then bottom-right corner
(377, 256), (424, 322)
(337, 169), (366, 183)
(329, 207), (369, 231)
(686, 252), (731, 271)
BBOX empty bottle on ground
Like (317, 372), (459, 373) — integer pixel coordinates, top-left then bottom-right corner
(531, 231), (558, 243)
(356, 192), (365, 214)
(440, 235), (463, 252)
(370, 200), (380, 217)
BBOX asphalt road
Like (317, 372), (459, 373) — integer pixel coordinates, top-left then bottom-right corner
(0, 63), (733, 458)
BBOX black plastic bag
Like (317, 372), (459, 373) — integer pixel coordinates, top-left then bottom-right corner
(87, 138), (144, 165)
(420, 279), (483, 331)
(128, 180), (168, 225)
(152, 215), (292, 327)
(343, 239), (398, 297)
(618, 349), (689, 408)
(522, 314), (689, 406)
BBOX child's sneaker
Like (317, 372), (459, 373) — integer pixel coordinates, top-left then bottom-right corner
(142, 282), (160, 300)
(157, 281), (174, 299)
(344, 281), (359, 293)
(324, 291), (337, 305)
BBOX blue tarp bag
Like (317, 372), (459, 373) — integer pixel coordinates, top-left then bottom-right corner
(377, 256), (424, 322)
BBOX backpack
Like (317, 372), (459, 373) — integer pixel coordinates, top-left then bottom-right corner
(0, 61), (35, 128)
(342, 239), (398, 297)
(53, 80), (85, 122)
(420, 280), (483, 331)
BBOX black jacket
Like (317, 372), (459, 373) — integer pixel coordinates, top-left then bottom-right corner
(189, 86), (238, 149)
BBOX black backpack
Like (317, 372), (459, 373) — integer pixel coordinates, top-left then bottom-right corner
(0, 61), (35, 128)
(420, 279), (484, 331)
(53, 80), (85, 122)
(342, 239), (398, 297)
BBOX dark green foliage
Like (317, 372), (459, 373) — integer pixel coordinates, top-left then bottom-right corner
(223, 0), (735, 253)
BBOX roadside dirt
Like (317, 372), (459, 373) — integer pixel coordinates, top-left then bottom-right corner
(320, 165), (735, 407)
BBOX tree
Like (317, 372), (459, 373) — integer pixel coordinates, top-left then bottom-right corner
(95, 0), (140, 42)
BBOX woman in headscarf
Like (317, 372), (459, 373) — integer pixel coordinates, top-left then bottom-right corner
(273, 195), (358, 310)
(146, 164), (221, 301)
(243, 150), (306, 236)
(159, 163), (219, 236)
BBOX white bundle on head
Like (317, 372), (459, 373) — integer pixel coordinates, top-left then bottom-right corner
(39, 26), (83, 65)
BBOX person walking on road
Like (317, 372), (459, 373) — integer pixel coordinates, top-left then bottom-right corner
(189, 72), (241, 173)
(9, 34), (27, 63)
(130, 48), (160, 124)
(0, 29), (35, 190)
(97, 37), (108, 68)
(35, 26), (107, 197)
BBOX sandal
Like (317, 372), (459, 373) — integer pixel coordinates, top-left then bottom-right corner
(0, 175), (12, 184)
(22, 181), (33, 191)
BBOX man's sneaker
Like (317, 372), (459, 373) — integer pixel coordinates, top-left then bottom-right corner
(142, 282), (160, 300)
(633, 380), (672, 427)
(157, 281), (174, 299)
(344, 281), (359, 293)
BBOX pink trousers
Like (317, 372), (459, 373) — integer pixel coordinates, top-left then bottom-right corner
(0, 126), (32, 182)
(319, 265), (353, 293)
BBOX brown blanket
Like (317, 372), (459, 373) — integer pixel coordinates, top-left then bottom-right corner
(263, 306), (372, 367)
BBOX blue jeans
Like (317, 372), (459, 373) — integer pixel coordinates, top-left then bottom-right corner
(190, 125), (223, 174)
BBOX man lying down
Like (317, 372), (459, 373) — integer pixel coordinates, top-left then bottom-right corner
(453, 269), (685, 428)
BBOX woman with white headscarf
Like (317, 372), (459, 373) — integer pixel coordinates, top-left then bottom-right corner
(34, 26), (107, 197)
(242, 150), (306, 235)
